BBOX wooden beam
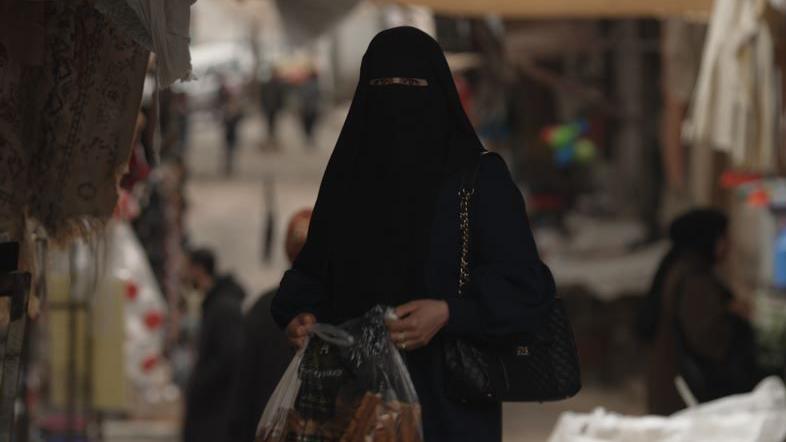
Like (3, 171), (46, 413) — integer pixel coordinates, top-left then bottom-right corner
(390, 0), (713, 18)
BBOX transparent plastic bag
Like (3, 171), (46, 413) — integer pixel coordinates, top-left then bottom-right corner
(256, 305), (422, 442)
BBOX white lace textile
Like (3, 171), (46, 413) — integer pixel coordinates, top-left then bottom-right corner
(95, 0), (196, 87)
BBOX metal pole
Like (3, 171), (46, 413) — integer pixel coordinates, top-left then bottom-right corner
(0, 242), (31, 442)
(16, 234), (48, 442)
(613, 20), (645, 215)
(66, 244), (78, 442)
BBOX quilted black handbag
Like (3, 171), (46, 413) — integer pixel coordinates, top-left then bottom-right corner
(443, 151), (581, 405)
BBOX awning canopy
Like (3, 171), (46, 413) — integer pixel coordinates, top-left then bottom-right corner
(391, 0), (713, 18)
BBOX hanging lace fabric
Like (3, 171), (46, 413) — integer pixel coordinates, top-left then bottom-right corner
(0, 0), (149, 241)
(95, 0), (196, 88)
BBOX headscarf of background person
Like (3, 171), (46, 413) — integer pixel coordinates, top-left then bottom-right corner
(285, 208), (312, 262)
(230, 208), (312, 442)
(636, 208), (729, 341)
(289, 27), (484, 323)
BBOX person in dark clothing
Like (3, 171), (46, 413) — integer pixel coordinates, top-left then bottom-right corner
(638, 209), (758, 415)
(216, 79), (243, 176)
(183, 248), (246, 442)
(298, 68), (320, 147)
(230, 209), (312, 442)
(271, 27), (554, 442)
(261, 68), (285, 148)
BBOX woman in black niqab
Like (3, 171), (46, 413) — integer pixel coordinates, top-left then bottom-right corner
(300, 26), (482, 318)
(273, 27), (555, 441)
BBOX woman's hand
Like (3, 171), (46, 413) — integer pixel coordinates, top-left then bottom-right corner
(387, 300), (449, 351)
(286, 313), (316, 349)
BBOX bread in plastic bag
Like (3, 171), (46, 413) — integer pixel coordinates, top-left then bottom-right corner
(256, 305), (422, 442)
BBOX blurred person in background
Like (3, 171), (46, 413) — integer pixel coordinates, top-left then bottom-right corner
(636, 208), (758, 415)
(230, 208), (312, 442)
(159, 88), (191, 160)
(272, 28), (555, 441)
(216, 76), (243, 176)
(298, 66), (321, 147)
(173, 91), (191, 156)
(260, 66), (285, 149)
(183, 248), (246, 442)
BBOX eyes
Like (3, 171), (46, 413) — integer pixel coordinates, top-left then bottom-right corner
(369, 77), (429, 87)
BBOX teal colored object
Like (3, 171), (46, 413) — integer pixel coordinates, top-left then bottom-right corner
(774, 226), (786, 289)
(554, 145), (575, 167)
(543, 120), (597, 167)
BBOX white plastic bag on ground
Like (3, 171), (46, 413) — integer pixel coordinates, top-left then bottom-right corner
(256, 306), (422, 442)
(548, 377), (786, 442)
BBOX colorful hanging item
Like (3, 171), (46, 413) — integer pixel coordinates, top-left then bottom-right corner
(540, 119), (597, 168)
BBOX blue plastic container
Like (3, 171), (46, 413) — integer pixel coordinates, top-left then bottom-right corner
(774, 226), (786, 289)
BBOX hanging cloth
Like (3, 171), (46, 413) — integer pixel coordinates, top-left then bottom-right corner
(687, 0), (777, 173)
(95, 0), (196, 87)
(0, 0), (149, 241)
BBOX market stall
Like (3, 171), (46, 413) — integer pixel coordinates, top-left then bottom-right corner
(0, 0), (197, 440)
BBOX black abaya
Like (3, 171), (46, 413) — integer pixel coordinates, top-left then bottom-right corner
(271, 27), (554, 441)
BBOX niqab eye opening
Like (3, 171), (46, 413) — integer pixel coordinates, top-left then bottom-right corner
(370, 77), (428, 87)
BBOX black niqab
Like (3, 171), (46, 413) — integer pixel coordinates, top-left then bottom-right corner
(295, 27), (483, 322)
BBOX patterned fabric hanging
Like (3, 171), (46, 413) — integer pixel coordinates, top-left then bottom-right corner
(0, 0), (149, 241)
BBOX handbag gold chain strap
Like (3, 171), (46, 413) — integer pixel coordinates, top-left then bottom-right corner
(457, 186), (474, 297)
